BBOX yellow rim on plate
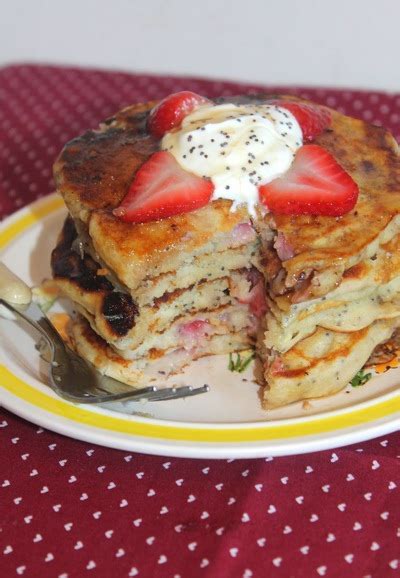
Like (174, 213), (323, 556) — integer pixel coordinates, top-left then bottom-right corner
(1, 194), (399, 444)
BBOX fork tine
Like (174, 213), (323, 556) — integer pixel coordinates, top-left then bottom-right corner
(76, 386), (159, 404)
(146, 385), (210, 402)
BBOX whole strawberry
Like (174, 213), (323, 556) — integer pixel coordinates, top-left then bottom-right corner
(148, 91), (210, 139)
(271, 100), (331, 141)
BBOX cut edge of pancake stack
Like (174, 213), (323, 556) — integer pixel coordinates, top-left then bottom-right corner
(49, 94), (400, 408)
(50, 119), (266, 385)
(50, 209), (264, 386)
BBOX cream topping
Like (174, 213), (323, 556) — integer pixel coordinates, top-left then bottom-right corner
(162, 102), (303, 215)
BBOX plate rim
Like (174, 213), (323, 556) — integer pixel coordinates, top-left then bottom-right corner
(1, 193), (399, 457)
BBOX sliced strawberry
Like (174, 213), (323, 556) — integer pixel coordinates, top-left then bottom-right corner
(179, 320), (211, 349)
(259, 145), (359, 216)
(247, 279), (268, 318)
(148, 91), (210, 139)
(113, 151), (213, 223)
(269, 356), (285, 376)
(234, 268), (267, 318)
(270, 100), (331, 141)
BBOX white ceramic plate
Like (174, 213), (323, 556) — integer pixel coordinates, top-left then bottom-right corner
(0, 194), (399, 458)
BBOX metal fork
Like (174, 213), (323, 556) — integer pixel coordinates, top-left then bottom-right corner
(0, 297), (209, 404)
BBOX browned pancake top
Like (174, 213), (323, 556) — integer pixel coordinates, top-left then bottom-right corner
(53, 95), (307, 220)
(89, 198), (249, 258)
(53, 101), (158, 220)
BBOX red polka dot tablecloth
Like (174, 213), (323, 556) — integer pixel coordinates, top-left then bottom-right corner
(0, 65), (399, 578)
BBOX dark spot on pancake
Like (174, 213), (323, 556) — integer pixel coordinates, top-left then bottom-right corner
(55, 107), (158, 211)
(76, 261), (113, 292)
(298, 271), (308, 282)
(246, 267), (264, 290)
(102, 292), (138, 336)
(361, 160), (375, 173)
(51, 217), (113, 292)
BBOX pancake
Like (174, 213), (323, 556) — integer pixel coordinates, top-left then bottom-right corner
(50, 216), (260, 375)
(51, 94), (400, 407)
(266, 232), (400, 353)
(71, 315), (250, 386)
(264, 318), (400, 408)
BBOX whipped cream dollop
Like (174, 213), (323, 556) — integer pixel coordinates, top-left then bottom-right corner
(162, 102), (303, 215)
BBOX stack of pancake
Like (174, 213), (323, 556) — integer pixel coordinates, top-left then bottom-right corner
(52, 102), (264, 386)
(51, 97), (400, 407)
(255, 108), (400, 407)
